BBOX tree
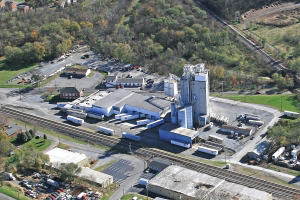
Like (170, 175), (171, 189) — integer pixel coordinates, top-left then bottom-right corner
(21, 132), (28, 143)
(33, 42), (46, 61)
(4, 46), (23, 64)
(58, 163), (82, 181)
(26, 132), (32, 141)
(29, 129), (35, 138)
(43, 134), (47, 140)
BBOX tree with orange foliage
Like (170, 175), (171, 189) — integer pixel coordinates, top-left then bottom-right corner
(31, 30), (38, 41)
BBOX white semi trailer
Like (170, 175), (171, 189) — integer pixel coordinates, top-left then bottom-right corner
(98, 126), (115, 135)
(67, 115), (84, 125)
(198, 146), (218, 155)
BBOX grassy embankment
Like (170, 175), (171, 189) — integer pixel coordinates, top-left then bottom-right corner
(121, 194), (152, 200)
(212, 94), (299, 112)
(0, 186), (28, 200)
(0, 57), (38, 88)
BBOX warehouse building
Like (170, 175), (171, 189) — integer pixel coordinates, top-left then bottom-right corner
(148, 165), (272, 200)
(46, 148), (89, 167)
(64, 68), (91, 78)
(159, 123), (201, 147)
(87, 89), (170, 120)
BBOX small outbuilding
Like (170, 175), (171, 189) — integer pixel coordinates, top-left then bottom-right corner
(64, 67), (91, 78)
(248, 141), (269, 159)
(159, 123), (200, 147)
(78, 167), (113, 188)
(4, 122), (22, 138)
(60, 87), (83, 99)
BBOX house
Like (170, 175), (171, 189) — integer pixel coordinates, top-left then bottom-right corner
(116, 78), (144, 87)
(0, 0), (5, 8)
(4, 122), (22, 138)
(60, 87), (83, 99)
(17, 5), (29, 13)
(105, 75), (118, 88)
(5, 1), (16, 11)
(64, 68), (91, 78)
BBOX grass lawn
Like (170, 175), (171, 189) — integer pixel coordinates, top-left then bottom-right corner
(249, 23), (300, 55)
(87, 71), (95, 77)
(95, 160), (118, 172)
(100, 183), (119, 200)
(19, 137), (52, 151)
(0, 56), (38, 88)
(212, 94), (299, 112)
(121, 194), (151, 200)
(57, 143), (70, 150)
(0, 186), (29, 200)
(234, 165), (300, 189)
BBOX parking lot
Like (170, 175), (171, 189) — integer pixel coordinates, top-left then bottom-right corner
(102, 159), (135, 185)
(44, 72), (103, 88)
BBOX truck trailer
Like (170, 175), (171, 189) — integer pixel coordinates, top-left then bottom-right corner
(67, 115), (84, 125)
(198, 146), (218, 155)
(284, 111), (299, 118)
(171, 140), (190, 148)
(136, 119), (154, 126)
(146, 119), (164, 129)
(248, 120), (264, 126)
(122, 132), (141, 142)
(98, 126), (115, 135)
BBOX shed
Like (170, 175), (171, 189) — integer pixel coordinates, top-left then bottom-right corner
(159, 123), (200, 147)
(247, 141), (269, 159)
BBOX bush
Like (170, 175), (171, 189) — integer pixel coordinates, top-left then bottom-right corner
(43, 134), (47, 140)
(29, 129), (35, 138)
(26, 132), (32, 141)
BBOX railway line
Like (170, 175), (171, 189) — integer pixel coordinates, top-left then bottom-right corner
(0, 106), (299, 198)
(194, 0), (300, 85)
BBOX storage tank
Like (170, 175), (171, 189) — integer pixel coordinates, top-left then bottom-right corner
(98, 126), (114, 135)
(248, 120), (264, 126)
(67, 115), (84, 125)
(122, 132), (141, 142)
(171, 103), (178, 125)
(272, 147), (286, 160)
(146, 119), (164, 129)
(136, 119), (154, 126)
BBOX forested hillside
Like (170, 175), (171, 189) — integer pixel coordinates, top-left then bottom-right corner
(200, 0), (299, 20)
(0, 0), (262, 78)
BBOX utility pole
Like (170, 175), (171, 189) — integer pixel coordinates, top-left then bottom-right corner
(221, 81), (223, 96)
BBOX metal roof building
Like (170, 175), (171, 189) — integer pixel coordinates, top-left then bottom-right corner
(159, 123), (200, 147)
(148, 165), (272, 200)
(89, 89), (171, 120)
(46, 148), (89, 167)
(248, 141), (269, 159)
(78, 167), (113, 188)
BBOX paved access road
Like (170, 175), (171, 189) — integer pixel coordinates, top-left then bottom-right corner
(0, 193), (15, 200)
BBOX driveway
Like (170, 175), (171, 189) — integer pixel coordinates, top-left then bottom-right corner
(0, 193), (15, 200)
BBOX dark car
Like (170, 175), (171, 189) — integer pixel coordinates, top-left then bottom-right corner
(255, 91), (261, 94)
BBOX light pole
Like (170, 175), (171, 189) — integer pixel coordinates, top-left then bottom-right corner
(221, 81), (223, 96)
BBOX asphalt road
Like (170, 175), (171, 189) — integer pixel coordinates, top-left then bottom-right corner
(0, 193), (15, 200)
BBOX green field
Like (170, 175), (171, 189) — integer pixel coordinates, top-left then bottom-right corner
(213, 94), (299, 112)
(121, 194), (152, 200)
(12, 136), (52, 151)
(0, 57), (38, 88)
(249, 23), (300, 56)
(0, 186), (29, 200)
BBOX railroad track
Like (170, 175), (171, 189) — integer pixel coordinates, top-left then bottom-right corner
(1, 106), (299, 198)
(194, 0), (300, 85)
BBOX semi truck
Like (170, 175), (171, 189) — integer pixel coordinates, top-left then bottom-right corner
(284, 111), (299, 118)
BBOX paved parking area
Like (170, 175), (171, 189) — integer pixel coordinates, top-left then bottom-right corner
(102, 159), (134, 185)
(44, 72), (102, 88)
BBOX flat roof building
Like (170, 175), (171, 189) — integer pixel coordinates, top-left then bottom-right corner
(148, 165), (272, 200)
(159, 123), (200, 147)
(46, 148), (89, 167)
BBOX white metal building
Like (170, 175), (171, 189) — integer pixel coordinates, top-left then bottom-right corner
(148, 165), (272, 200)
(164, 74), (179, 97)
(88, 89), (171, 120)
(78, 167), (113, 188)
(46, 148), (89, 167)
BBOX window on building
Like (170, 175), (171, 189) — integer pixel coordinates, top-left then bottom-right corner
(65, 93), (68, 96)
